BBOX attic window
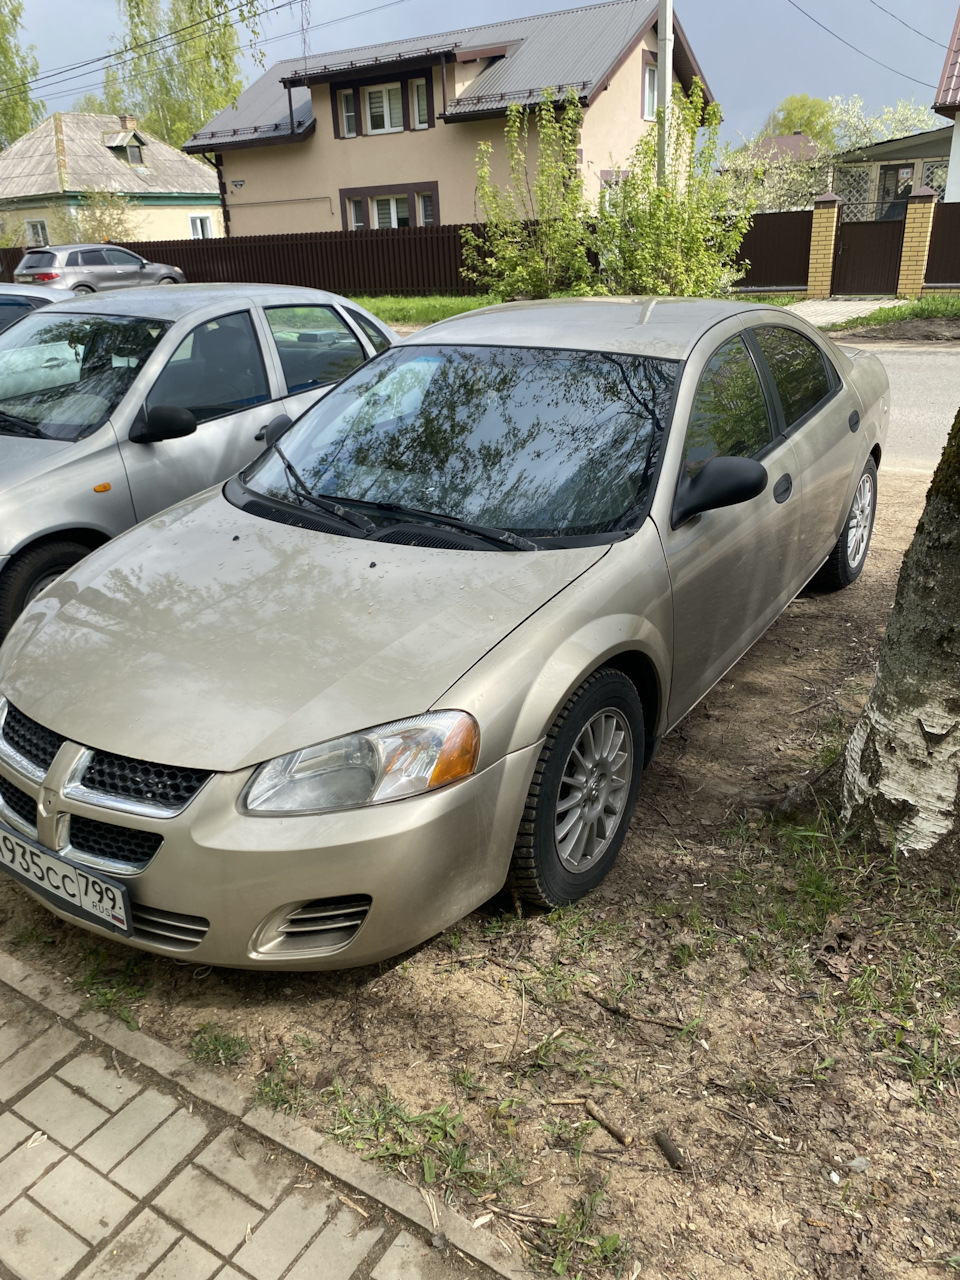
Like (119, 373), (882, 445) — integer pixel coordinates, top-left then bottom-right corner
(127, 144), (144, 165)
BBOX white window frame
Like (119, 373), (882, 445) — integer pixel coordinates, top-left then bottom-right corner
(190, 214), (213, 239)
(372, 194), (410, 228)
(25, 219), (48, 247)
(339, 88), (357, 138)
(643, 62), (657, 121)
(411, 78), (429, 129)
(349, 198), (365, 230)
(418, 191), (435, 225)
(364, 83), (403, 135)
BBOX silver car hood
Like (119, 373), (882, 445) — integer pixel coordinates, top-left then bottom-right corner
(0, 434), (74, 489)
(0, 489), (608, 773)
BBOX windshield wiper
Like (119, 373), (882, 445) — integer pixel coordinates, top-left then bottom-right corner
(346, 498), (537, 551)
(270, 442), (375, 534)
(0, 410), (43, 438)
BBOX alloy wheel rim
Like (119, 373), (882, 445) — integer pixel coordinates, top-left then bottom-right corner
(554, 708), (633, 873)
(846, 473), (874, 569)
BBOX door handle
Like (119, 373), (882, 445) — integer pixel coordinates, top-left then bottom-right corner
(848, 410), (861, 432)
(773, 473), (792, 504)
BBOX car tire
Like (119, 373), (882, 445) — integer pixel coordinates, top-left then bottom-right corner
(72, 285), (94, 294)
(0, 541), (90, 637)
(157, 277), (178, 285)
(812, 457), (878, 592)
(508, 668), (644, 909)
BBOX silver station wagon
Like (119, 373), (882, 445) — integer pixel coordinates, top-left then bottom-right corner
(0, 299), (889, 970)
(0, 284), (395, 634)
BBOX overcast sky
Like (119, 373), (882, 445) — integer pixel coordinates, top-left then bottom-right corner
(22, 0), (960, 142)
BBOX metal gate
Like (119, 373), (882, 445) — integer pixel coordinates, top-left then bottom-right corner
(832, 209), (904, 295)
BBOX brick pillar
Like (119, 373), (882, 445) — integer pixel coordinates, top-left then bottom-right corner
(806, 192), (841, 299)
(896, 186), (938, 298)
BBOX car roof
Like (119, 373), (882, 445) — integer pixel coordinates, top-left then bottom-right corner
(0, 282), (62, 301)
(403, 297), (790, 361)
(39, 282), (364, 321)
(23, 243), (144, 254)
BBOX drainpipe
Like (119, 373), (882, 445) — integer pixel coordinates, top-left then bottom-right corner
(439, 51), (448, 116)
(287, 84), (296, 137)
(656, 0), (673, 187)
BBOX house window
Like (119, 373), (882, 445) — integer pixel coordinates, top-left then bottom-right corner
(340, 89), (357, 138)
(349, 198), (365, 229)
(127, 144), (144, 165)
(190, 215), (213, 238)
(25, 220), (49, 247)
(411, 79), (429, 129)
(418, 191), (434, 225)
(643, 63), (657, 121)
(364, 84), (403, 134)
(374, 195), (409, 228)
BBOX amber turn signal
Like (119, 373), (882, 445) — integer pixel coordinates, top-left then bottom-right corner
(93, 483), (111, 493)
(429, 713), (480, 788)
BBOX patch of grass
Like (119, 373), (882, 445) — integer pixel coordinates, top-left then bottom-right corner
(813, 713), (849, 770)
(348, 294), (497, 326)
(825, 293), (960, 332)
(10, 922), (56, 949)
(254, 1051), (311, 1115)
(733, 292), (803, 307)
(79, 949), (151, 1031)
(189, 1023), (249, 1067)
(542, 1116), (599, 1172)
(536, 1185), (627, 1276)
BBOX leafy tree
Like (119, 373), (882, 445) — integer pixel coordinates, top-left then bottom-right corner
(762, 94), (836, 148)
(828, 94), (938, 152)
(0, 0), (44, 147)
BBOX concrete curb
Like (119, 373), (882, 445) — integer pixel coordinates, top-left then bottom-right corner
(0, 947), (528, 1280)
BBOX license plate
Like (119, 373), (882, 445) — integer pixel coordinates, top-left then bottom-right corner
(0, 822), (131, 934)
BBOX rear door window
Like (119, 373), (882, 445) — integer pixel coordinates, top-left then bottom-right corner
(265, 306), (367, 392)
(683, 336), (773, 477)
(147, 310), (271, 423)
(752, 325), (834, 428)
(344, 307), (392, 354)
(0, 298), (39, 331)
(80, 250), (107, 267)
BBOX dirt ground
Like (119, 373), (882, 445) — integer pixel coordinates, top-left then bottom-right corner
(2, 468), (958, 1279)
(828, 317), (960, 344)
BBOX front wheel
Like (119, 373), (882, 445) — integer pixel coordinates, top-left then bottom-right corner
(72, 284), (94, 294)
(157, 277), (178, 285)
(508, 669), (644, 909)
(0, 540), (90, 638)
(812, 457), (878, 592)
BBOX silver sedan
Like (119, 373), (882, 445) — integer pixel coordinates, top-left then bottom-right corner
(0, 298), (888, 969)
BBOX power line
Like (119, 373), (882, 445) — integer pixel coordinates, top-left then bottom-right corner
(784, 0), (937, 88)
(864, 0), (947, 50)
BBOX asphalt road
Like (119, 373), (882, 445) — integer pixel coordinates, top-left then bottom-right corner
(847, 341), (960, 470)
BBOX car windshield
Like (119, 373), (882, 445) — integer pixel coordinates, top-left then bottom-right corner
(243, 344), (679, 538)
(0, 311), (170, 441)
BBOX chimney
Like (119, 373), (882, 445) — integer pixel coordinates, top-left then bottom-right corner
(118, 114), (137, 131)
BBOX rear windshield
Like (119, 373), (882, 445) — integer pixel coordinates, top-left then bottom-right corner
(0, 311), (170, 441)
(18, 252), (57, 269)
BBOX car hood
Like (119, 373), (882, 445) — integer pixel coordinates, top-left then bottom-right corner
(0, 434), (74, 489)
(0, 490), (608, 773)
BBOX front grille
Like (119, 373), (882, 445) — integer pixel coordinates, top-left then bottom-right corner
(276, 895), (371, 953)
(69, 816), (163, 870)
(81, 752), (210, 811)
(0, 776), (37, 829)
(2, 704), (66, 772)
(243, 499), (349, 537)
(131, 904), (209, 950)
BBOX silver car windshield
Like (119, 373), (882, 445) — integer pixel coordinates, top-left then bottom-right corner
(0, 312), (170, 442)
(244, 344), (678, 538)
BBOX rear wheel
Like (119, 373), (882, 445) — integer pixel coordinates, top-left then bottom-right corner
(0, 541), (90, 638)
(508, 669), (644, 909)
(812, 457), (878, 591)
(72, 284), (94, 294)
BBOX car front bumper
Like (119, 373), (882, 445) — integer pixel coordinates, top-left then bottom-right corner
(3, 743), (541, 970)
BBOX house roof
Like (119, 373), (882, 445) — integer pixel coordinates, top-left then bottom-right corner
(753, 133), (820, 162)
(934, 7), (960, 118)
(184, 0), (711, 151)
(0, 113), (219, 201)
(834, 125), (954, 164)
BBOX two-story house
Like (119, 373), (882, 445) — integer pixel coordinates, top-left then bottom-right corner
(184, 0), (711, 236)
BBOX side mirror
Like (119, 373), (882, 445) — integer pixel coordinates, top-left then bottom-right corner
(138, 260), (147, 269)
(672, 455), (768, 528)
(129, 404), (198, 444)
(254, 413), (293, 449)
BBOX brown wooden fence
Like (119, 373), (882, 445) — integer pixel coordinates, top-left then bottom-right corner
(734, 211), (813, 291)
(924, 202), (960, 286)
(0, 225), (482, 296)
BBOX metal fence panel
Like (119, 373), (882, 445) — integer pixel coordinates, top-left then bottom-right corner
(735, 211), (813, 291)
(925, 202), (960, 286)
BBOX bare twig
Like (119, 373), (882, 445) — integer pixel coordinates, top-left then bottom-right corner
(585, 992), (683, 1030)
(585, 1100), (632, 1146)
(654, 1130), (688, 1171)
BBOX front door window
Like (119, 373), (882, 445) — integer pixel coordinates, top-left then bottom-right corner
(146, 311), (270, 422)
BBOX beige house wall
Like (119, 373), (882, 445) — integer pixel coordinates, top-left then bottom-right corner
(0, 199), (222, 245)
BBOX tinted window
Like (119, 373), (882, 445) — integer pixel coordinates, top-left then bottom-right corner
(684, 337), (771, 477)
(66, 251), (81, 266)
(19, 252), (56, 269)
(104, 248), (139, 266)
(80, 250), (107, 267)
(147, 310), (270, 423)
(265, 306), (366, 393)
(0, 298), (37, 331)
(754, 326), (832, 427)
(243, 344), (678, 538)
(345, 307), (391, 354)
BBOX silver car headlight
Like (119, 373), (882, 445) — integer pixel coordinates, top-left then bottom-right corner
(241, 711), (480, 815)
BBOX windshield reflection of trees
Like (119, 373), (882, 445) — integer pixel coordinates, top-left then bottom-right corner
(0, 315), (168, 441)
(250, 346), (678, 537)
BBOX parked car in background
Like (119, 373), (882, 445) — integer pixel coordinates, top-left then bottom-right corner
(0, 283), (62, 331)
(0, 283), (396, 633)
(13, 244), (187, 293)
(0, 298), (889, 970)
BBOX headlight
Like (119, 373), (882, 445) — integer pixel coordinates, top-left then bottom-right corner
(242, 710), (480, 815)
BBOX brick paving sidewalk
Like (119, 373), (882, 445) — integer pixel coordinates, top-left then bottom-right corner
(0, 968), (519, 1280)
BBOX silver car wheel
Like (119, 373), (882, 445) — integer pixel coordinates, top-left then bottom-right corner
(846, 472), (874, 570)
(555, 708), (633, 873)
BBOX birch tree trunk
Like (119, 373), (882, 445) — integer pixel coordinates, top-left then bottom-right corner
(842, 409), (960, 861)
